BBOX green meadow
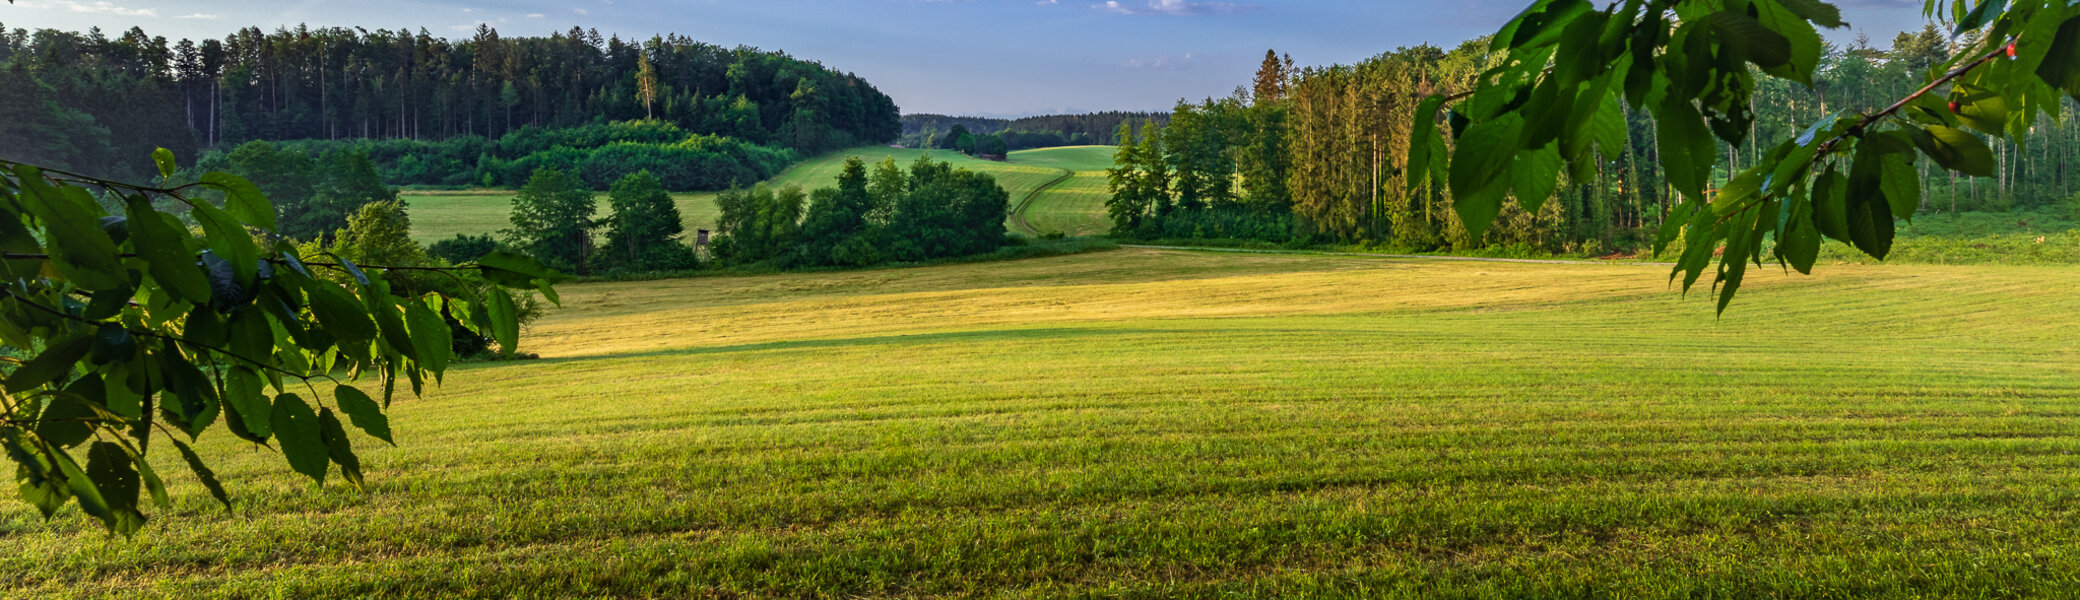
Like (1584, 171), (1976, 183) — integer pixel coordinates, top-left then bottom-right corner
(403, 146), (1119, 244)
(8, 247), (2080, 598)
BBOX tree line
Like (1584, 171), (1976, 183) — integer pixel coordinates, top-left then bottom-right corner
(1107, 28), (2080, 253)
(899, 112), (1169, 151)
(0, 22), (902, 181)
(710, 156), (1012, 268)
(211, 121), (796, 191)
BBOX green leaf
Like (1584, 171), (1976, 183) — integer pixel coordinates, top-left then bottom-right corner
(1493, 0), (1593, 52)
(1879, 153), (1923, 220)
(1950, 84), (2009, 136)
(1781, 201), (1821, 275)
(1754, 0), (1823, 84)
(1846, 145), (1897, 259)
(304, 278), (377, 345)
(487, 288), (520, 356)
(1715, 209), (1759, 316)
(200, 172), (276, 232)
(6, 431), (71, 518)
(333, 255), (370, 286)
(1509, 143), (1563, 214)
(1774, 0), (1845, 28)
(476, 250), (569, 288)
(84, 441), (146, 535)
(36, 391), (98, 449)
(1954, 0), (2009, 34)
(12, 166), (126, 291)
(1706, 11), (1792, 68)
(333, 386), (393, 445)
(188, 199), (258, 289)
(1588, 94), (1627, 160)
(1675, 204), (1718, 292)
(5, 335), (90, 394)
(1812, 167), (1849, 243)
(1653, 99), (1716, 202)
(53, 446), (120, 534)
(1406, 94), (1448, 192)
(370, 295), (418, 364)
(1449, 114), (1524, 241)
(123, 195), (210, 304)
(318, 408), (364, 489)
(223, 367), (273, 439)
(1711, 168), (1766, 217)
(2033, 16), (2080, 97)
(271, 393), (329, 485)
(152, 148), (176, 179)
(171, 438), (232, 512)
(406, 300), (452, 377)
(1910, 125), (1997, 177)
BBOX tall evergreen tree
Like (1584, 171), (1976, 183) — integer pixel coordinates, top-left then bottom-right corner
(1253, 49), (1288, 105)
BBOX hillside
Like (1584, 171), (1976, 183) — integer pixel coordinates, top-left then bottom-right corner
(403, 146), (1120, 244)
(13, 250), (2080, 596)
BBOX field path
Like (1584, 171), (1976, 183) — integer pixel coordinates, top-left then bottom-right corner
(1007, 167), (1076, 236)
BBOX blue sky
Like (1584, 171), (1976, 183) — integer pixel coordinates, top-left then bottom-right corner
(3, 0), (1932, 117)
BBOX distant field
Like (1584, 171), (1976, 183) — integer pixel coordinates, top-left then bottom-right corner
(401, 145), (1117, 243)
(1021, 172), (1112, 237)
(11, 249), (2080, 597)
(405, 190), (721, 245)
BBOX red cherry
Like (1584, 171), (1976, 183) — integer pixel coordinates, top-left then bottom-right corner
(1949, 100), (1961, 113)
(2006, 42), (2018, 58)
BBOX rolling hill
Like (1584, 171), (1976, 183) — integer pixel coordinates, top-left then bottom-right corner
(402, 146), (1119, 245)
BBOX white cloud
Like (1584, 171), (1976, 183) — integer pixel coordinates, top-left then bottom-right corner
(1122, 53), (1195, 70)
(1098, 0), (1247, 15)
(575, 8), (590, 15)
(173, 13), (219, 20)
(16, 0), (158, 17)
(526, 13), (546, 18)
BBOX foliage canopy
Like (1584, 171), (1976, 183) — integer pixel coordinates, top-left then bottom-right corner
(0, 149), (564, 535)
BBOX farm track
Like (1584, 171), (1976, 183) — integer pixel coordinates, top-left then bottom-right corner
(1008, 166), (1076, 236)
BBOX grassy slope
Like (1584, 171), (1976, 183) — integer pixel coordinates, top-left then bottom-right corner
(1003, 146), (1116, 237)
(404, 146), (1113, 244)
(9, 249), (2080, 598)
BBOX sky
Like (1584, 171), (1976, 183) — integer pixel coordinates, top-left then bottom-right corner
(2, 0), (1934, 117)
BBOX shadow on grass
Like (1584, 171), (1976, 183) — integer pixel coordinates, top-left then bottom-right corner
(533, 326), (1186, 365)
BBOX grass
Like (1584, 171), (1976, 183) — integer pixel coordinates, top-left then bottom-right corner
(1816, 208), (2080, 265)
(404, 190), (723, 245)
(402, 146), (1116, 244)
(7, 248), (2080, 598)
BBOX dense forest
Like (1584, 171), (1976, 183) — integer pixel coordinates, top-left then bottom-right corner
(899, 112), (1168, 150)
(0, 22), (901, 182)
(1109, 29), (2080, 253)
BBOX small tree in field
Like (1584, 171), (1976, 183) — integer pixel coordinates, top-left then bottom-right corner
(506, 167), (597, 274)
(596, 170), (698, 274)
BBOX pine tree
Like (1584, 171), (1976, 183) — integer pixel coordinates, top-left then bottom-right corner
(1138, 120), (1172, 219)
(636, 46), (659, 120)
(1105, 121), (1147, 233)
(1253, 49), (1287, 105)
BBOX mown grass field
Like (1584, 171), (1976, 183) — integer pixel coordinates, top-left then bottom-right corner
(403, 146), (1118, 244)
(7, 248), (2080, 598)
